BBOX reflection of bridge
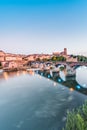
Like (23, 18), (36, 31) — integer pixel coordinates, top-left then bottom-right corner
(36, 70), (87, 96)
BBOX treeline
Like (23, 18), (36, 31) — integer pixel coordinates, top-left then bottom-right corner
(77, 55), (87, 62)
(51, 56), (66, 61)
(36, 56), (66, 62)
(70, 55), (87, 62)
(35, 55), (87, 62)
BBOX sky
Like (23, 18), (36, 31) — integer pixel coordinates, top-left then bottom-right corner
(0, 0), (87, 55)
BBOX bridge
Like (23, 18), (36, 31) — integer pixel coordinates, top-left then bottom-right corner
(55, 62), (87, 69)
(26, 68), (42, 72)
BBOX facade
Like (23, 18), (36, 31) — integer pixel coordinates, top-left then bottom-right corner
(0, 50), (5, 62)
(5, 53), (23, 62)
(64, 48), (67, 55)
(5, 56), (17, 61)
(53, 52), (60, 56)
(4, 61), (18, 69)
(39, 54), (51, 60)
(66, 56), (78, 62)
(53, 48), (68, 56)
(8, 62), (18, 69)
(23, 55), (35, 61)
(0, 56), (5, 62)
(0, 50), (5, 56)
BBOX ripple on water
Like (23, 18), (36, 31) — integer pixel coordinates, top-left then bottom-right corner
(62, 116), (67, 122)
(34, 97), (66, 119)
(68, 95), (73, 102)
(16, 121), (24, 129)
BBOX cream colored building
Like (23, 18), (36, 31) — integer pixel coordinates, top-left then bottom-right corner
(24, 55), (35, 61)
(0, 56), (4, 62)
(5, 54), (23, 62)
(39, 55), (51, 60)
(8, 61), (18, 69)
(66, 57), (78, 62)
(5, 56), (17, 61)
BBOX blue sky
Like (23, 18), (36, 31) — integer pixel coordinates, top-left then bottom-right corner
(0, 0), (87, 55)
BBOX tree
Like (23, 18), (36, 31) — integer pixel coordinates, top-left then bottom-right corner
(0, 62), (2, 66)
(51, 56), (66, 62)
(0, 62), (2, 69)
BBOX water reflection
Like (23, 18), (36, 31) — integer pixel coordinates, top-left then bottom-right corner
(0, 71), (35, 82)
(53, 82), (57, 87)
(76, 66), (87, 88)
(37, 66), (87, 95)
(0, 68), (87, 130)
(69, 88), (74, 92)
(3, 72), (9, 80)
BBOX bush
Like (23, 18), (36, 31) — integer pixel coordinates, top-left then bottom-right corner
(0, 62), (2, 69)
(63, 101), (87, 130)
(60, 66), (65, 71)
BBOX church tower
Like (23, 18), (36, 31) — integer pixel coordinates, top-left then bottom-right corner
(64, 48), (67, 55)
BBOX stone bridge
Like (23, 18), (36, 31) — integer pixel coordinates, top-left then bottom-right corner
(55, 62), (87, 69)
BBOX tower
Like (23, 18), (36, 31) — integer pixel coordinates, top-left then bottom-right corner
(64, 48), (67, 55)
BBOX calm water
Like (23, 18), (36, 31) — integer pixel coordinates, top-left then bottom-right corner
(0, 67), (87, 130)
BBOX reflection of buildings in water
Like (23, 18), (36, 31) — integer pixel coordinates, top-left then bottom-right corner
(0, 71), (28, 81)
(16, 71), (20, 77)
(3, 72), (9, 80)
(39, 75), (42, 79)
(53, 82), (57, 86)
(76, 67), (87, 88)
(28, 70), (35, 76)
(22, 71), (27, 75)
(47, 79), (50, 81)
(69, 88), (74, 92)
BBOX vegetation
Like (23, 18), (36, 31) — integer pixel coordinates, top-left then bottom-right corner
(51, 56), (66, 62)
(59, 66), (65, 71)
(77, 55), (87, 62)
(63, 101), (87, 130)
(36, 58), (41, 62)
(0, 62), (2, 69)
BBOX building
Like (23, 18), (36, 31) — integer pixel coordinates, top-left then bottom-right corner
(64, 48), (67, 55)
(5, 53), (23, 62)
(53, 48), (68, 56)
(0, 50), (5, 56)
(39, 54), (51, 60)
(66, 56), (78, 62)
(0, 56), (5, 62)
(0, 50), (5, 62)
(3, 61), (18, 69)
(23, 55), (35, 61)
(53, 52), (60, 56)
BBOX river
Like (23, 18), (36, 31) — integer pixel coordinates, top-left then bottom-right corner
(0, 66), (87, 130)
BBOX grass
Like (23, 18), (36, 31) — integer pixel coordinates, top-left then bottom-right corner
(63, 101), (87, 130)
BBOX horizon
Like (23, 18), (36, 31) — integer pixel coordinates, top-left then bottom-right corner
(0, 0), (87, 55)
(1, 48), (87, 57)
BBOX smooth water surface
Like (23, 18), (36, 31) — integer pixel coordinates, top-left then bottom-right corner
(0, 68), (87, 130)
